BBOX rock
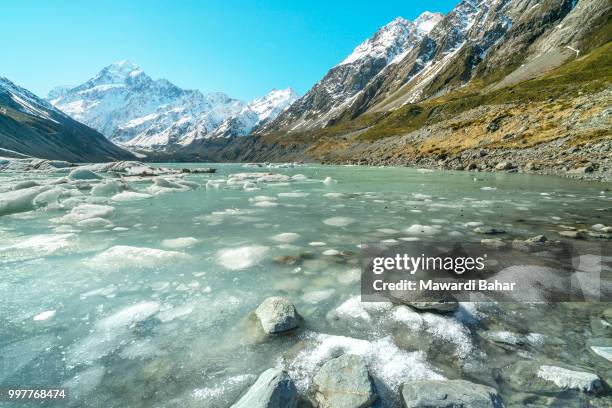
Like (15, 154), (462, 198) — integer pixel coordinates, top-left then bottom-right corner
(526, 235), (547, 243)
(405, 301), (459, 313)
(537, 365), (604, 394)
(481, 238), (506, 248)
(401, 379), (503, 408)
(474, 227), (506, 235)
(511, 235), (547, 252)
(495, 161), (513, 171)
(558, 230), (585, 239)
(523, 162), (538, 171)
(388, 290), (459, 313)
(313, 354), (376, 408)
(255, 297), (300, 334)
(231, 368), (298, 408)
(504, 361), (606, 395)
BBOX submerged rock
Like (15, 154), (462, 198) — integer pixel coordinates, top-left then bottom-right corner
(231, 368), (298, 408)
(400, 379), (503, 408)
(389, 290), (459, 313)
(504, 361), (606, 395)
(255, 297), (300, 334)
(537, 365), (605, 394)
(313, 354), (376, 408)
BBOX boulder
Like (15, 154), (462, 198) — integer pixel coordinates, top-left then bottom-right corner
(495, 161), (513, 171)
(231, 368), (298, 408)
(313, 354), (376, 408)
(401, 379), (503, 408)
(255, 297), (300, 334)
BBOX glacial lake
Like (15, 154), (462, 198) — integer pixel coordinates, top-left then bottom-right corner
(0, 163), (610, 407)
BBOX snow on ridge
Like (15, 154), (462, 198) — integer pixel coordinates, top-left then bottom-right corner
(47, 63), (298, 148)
(339, 11), (443, 66)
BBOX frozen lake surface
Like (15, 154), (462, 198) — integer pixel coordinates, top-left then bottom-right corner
(0, 162), (610, 407)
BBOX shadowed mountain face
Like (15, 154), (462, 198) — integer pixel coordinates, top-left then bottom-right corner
(0, 77), (134, 162)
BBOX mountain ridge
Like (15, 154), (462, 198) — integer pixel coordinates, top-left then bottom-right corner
(48, 62), (299, 150)
(0, 76), (134, 162)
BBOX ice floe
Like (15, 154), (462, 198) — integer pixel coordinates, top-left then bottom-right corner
(162, 237), (199, 249)
(111, 191), (152, 201)
(323, 216), (355, 227)
(216, 245), (269, 270)
(89, 246), (190, 271)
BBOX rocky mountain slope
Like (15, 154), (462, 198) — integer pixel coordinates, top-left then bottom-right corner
(48, 61), (298, 150)
(258, 12), (443, 133)
(194, 0), (610, 180)
(0, 77), (134, 162)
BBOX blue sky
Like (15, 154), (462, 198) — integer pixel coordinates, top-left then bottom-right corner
(2, 0), (457, 100)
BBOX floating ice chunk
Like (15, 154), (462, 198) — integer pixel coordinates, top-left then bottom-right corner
(55, 204), (115, 224)
(323, 216), (354, 227)
(404, 224), (441, 235)
(271, 232), (300, 243)
(278, 192), (309, 198)
(155, 178), (185, 189)
(158, 304), (195, 322)
(12, 180), (40, 190)
(33, 310), (56, 321)
(89, 246), (190, 271)
(250, 195), (277, 202)
(216, 245), (269, 270)
(162, 237), (199, 249)
(68, 169), (101, 180)
(412, 193), (431, 200)
(323, 176), (335, 185)
(76, 217), (113, 229)
(91, 180), (125, 196)
(302, 289), (335, 304)
(68, 301), (161, 365)
(111, 191), (152, 201)
(254, 201), (278, 208)
(377, 228), (399, 234)
(323, 192), (346, 199)
(0, 233), (77, 256)
(0, 185), (50, 216)
(33, 188), (64, 207)
(96, 301), (161, 331)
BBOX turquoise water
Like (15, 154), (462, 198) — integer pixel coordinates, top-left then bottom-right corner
(0, 163), (610, 407)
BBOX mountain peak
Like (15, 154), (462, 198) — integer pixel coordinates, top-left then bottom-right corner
(339, 12), (442, 66)
(414, 11), (444, 33)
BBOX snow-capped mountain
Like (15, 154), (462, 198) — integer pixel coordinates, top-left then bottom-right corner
(0, 76), (133, 162)
(48, 61), (299, 149)
(259, 11), (443, 133)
